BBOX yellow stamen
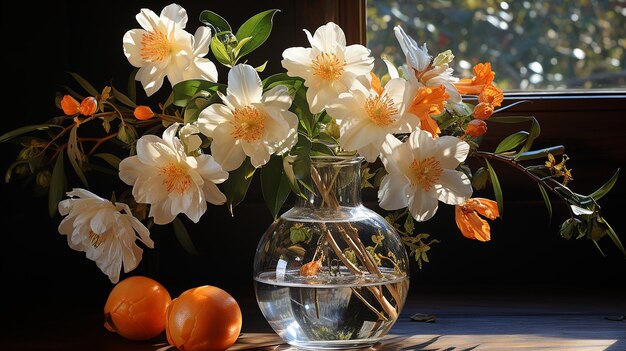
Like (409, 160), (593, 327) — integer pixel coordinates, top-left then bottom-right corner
(312, 53), (346, 81)
(140, 30), (170, 62)
(88, 230), (107, 249)
(365, 94), (398, 126)
(409, 157), (442, 192)
(160, 163), (192, 194)
(231, 106), (266, 142)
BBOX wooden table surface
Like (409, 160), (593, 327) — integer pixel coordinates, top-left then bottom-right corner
(4, 286), (625, 351)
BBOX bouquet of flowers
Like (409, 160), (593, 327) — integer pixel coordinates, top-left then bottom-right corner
(1, 3), (622, 285)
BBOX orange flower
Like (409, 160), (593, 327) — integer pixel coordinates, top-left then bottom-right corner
(478, 84), (503, 107)
(79, 97), (98, 116)
(455, 62), (495, 95)
(465, 119), (487, 137)
(455, 198), (500, 241)
(134, 105), (155, 120)
(61, 95), (80, 115)
(407, 85), (449, 137)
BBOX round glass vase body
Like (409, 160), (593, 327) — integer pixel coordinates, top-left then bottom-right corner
(253, 156), (410, 350)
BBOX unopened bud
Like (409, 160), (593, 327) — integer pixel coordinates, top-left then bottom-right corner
(36, 170), (52, 188)
(473, 102), (494, 120)
(465, 119), (488, 137)
(79, 97), (98, 116)
(61, 95), (80, 115)
(134, 105), (155, 120)
(433, 50), (454, 66)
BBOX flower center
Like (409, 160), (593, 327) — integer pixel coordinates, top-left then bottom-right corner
(365, 93), (398, 126)
(312, 53), (346, 81)
(140, 30), (171, 62)
(88, 230), (107, 249)
(231, 106), (265, 142)
(409, 157), (443, 192)
(160, 163), (192, 194)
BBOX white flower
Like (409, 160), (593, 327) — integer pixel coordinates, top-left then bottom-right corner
(326, 76), (411, 162)
(378, 130), (473, 222)
(281, 22), (374, 114)
(197, 64), (298, 171)
(394, 25), (461, 103)
(119, 123), (228, 225)
(122, 4), (217, 96)
(58, 188), (153, 283)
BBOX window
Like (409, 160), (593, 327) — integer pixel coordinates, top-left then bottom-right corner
(367, 0), (625, 92)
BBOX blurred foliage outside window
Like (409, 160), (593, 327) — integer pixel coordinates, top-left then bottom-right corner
(367, 0), (626, 91)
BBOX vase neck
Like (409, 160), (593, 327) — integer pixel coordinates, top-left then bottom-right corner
(296, 156), (363, 208)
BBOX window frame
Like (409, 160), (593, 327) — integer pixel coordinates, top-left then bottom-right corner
(326, 0), (626, 114)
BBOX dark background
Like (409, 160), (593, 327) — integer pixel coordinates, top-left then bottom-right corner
(1, 0), (624, 337)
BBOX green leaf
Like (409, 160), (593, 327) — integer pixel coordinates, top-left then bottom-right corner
(489, 116), (537, 123)
(290, 224), (312, 245)
(537, 184), (552, 224)
(183, 96), (212, 124)
(235, 9), (280, 58)
(67, 126), (89, 188)
(485, 159), (504, 216)
(48, 154), (66, 218)
(93, 153), (121, 170)
(588, 168), (620, 202)
(210, 36), (232, 67)
(515, 146), (566, 161)
(514, 117), (541, 159)
(495, 131), (529, 153)
(261, 156), (292, 219)
(598, 217), (626, 257)
(111, 86), (136, 109)
(223, 158), (256, 215)
(471, 167), (488, 190)
(232, 36), (253, 58)
(255, 61), (268, 72)
(404, 214), (414, 234)
(172, 217), (200, 255)
(291, 137), (314, 194)
(0, 124), (62, 143)
(199, 10), (232, 33)
(68, 72), (99, 96)
(172, 80), (226, 107)
(127, 68), (138, 103)
(310, 141), (335, 156)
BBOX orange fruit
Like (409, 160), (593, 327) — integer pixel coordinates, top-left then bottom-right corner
(166, 285), (242, 351)
(103, 276), (171, 341)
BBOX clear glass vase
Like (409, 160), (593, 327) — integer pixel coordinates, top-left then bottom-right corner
(253, 156), (410, 350)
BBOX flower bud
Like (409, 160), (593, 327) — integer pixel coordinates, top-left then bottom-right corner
(61, 95), (80, 115)
(36, 169), (52, 188)
(134, 105), (155, 120)
(465, 119), (487, 137)
(433, 49), (454, 66)
(79, 97), (98, 116)
(473, 102), (494, 120)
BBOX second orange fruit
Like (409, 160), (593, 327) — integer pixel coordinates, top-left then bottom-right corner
(166, 285), (242, 351)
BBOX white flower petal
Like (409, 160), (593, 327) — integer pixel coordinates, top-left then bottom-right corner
(210, 124), (246, 171)
(435, 170), (472, 205)
(378, 174), (411, 210)
(227, 64), (263, 105)
(123, 29), (148, 67)
(262, 85), (293, 110)
(197, 103), (232, 136)
(160, 3), (188, 29)
(192, 26), (211, 56)
(135, 8), (159, 32)
(202, 181), (227, 205)
(433, 136), (470, 169)
(408, 189), (439, 222)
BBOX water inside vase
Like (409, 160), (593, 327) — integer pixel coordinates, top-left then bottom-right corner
(255, 267), (408, 350)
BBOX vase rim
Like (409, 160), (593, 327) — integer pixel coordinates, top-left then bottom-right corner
(310, 155), (364, 165)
